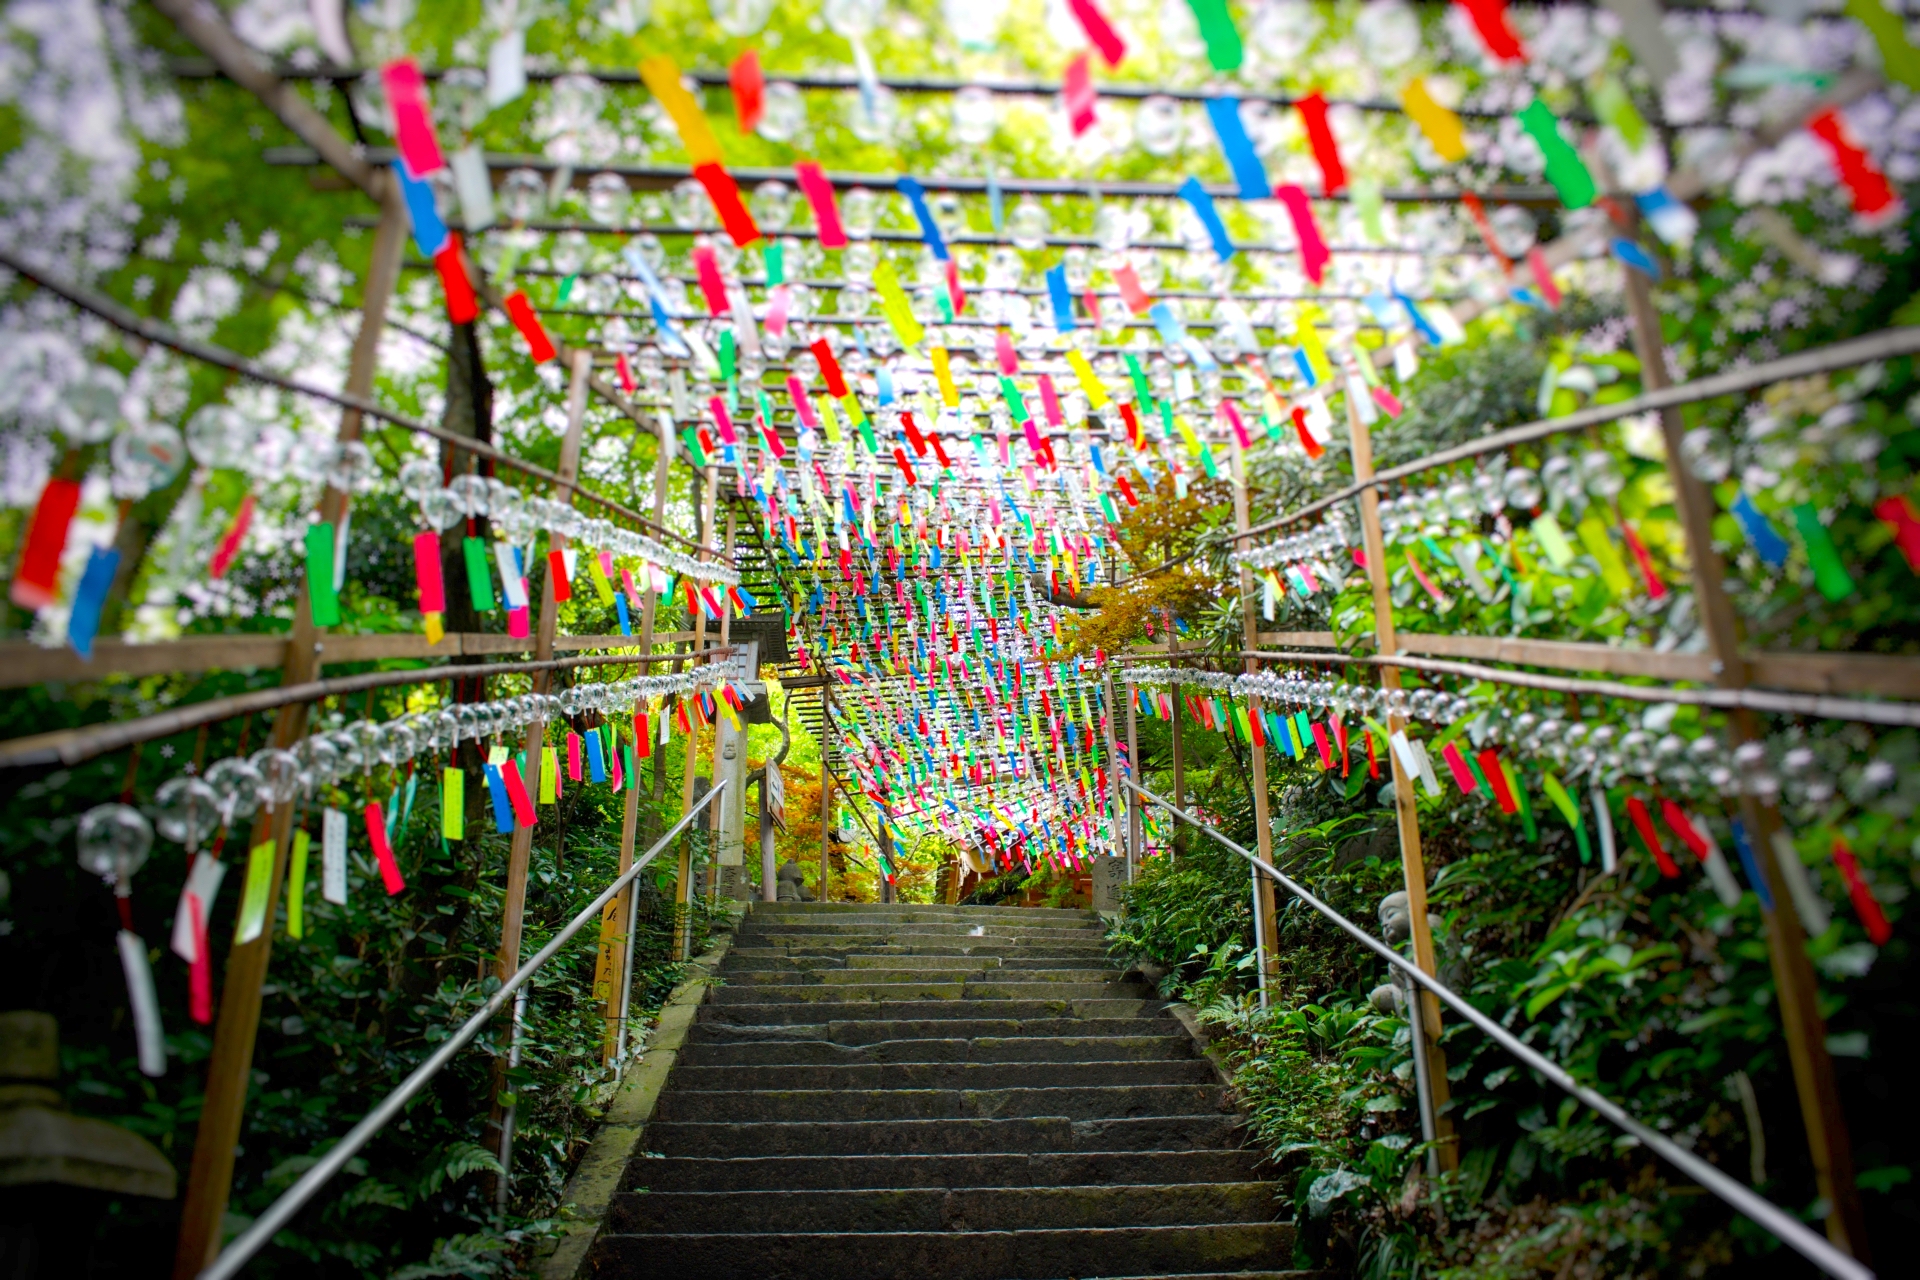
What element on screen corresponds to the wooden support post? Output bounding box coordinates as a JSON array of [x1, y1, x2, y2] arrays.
[[1231, 448, 1281, 990], [597, 417, 675, 1058], [1624, 271, 1868, 1261], [1125, 683, 1141, 874], [1349, 397, 1458, 1173], [674, 470, 718, 959], [819, 685, 833, 902], [170, 185, 407, 1280]]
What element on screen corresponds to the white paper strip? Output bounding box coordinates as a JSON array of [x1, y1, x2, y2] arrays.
[[322, 807, 348, 905], [171, 853, 227, 962], [118, 930, 167, 1077]]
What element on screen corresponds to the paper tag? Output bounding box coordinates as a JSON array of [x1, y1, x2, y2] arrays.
[[118, 931, 166, 1078], [322, 807, 348, 905], [171, 853, 227, 961], [487, 27, 526, 107], [235, 838, 276, 944]]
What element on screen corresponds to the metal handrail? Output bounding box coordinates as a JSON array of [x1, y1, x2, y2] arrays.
[[198, 782, 728, 1280], [1122, 780, 1873, 1280]]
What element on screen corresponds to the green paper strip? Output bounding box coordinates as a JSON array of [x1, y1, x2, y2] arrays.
[[1504, 760, 1538, 842], [443, 766, 464, 841], [1576, 515, 1634, 595], [720, 329, 736, 383], [1000, 376, 1030, 422], [1124, 353, 1155, 416], [236, 836, 276, 944], [1518, 100, 1596, 210], [1351, 176, 1385, 242], [463, 535, 495, 611], [1846, 0, 1920, 90], [287, 828, 308, 939], [1532, 513, 1576, 569], [1588, 75, 1647, 150], [304, 522, 341, 627], [1184, 0, 1243, 71], [1790, 502, 1857, 601], [1541, 772, 1592, 863], [763, 240, 784, 286], [558, 272, 577, 304]]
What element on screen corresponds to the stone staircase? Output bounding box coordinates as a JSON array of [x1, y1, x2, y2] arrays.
[[585, 902, 1305, 1280]]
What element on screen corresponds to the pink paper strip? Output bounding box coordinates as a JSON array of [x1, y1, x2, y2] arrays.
[[794, 161, 847, 248], [693, 245, 729, 315], [1441, 740, 1478, 793], [364, 802, 407, 894], [1063, 52, 1097, 136], [411, 530, 446, 612], [381, 60, 445, 177], [788, 374, 819, 427], [1037, 374, 1064, 426], [1275, 185, 1330, 285], [709, 395, 738, 444]]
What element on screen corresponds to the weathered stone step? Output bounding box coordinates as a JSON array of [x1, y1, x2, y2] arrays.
[[653, 1083, 1227, 1124], [677, 1034, 1196, 1068], [645, 1113, 1247, 1159], [709, 981, 1145, 1005], [728, 967, 1121, 987], [698, 998, 1161, 1026], [751, 903, 1097, 922], [687, 1016, 1177, 1043], [608, 1182, 1277, 1235], [626, 1149, 1270, 1193], [670, 1060, 1216, 1091], [726, 951, 1114, 972], [738, 923, 1106, 942], [587, 1222, 1295, 1280]]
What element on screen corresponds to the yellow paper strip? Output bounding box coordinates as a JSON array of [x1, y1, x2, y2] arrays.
[[287, 829, 308, 939], [442, 767, 464, 841], [1066, 349, 1110, 407], [1295, 317, 1334, 385], [540, 747, 558, 804], [1402, 78, 1467, 163], [586, 550, 617, 604], [931, 346, 960, 406], [872, 260, 925, 348], [423, 611, 444, 646], [818, 393, 843, 442], [639, 56, 723, 166], [1576, 515, 1634, 595]]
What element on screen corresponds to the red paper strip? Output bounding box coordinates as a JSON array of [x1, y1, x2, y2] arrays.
[[364, 802, 407, 894], [1114, 474, 1139, 506], [433, 233, 478, 323], [901, 411, 928, 456], [1311, 720, 1334, 769], [187, 894, 212, 1024], [381, 59, 446, 177], [694, 160, 762, 247], [1526, 247, 1562, 307], [1832, 836, 1892, 944], [501, 759, 537, 827], [1626, 796, 1680, 876], [1873, 494, 1920, 572], [1113, 262, 1153, 313], [1452, 0, 1527, 62], [1460, 193, 1514, 273], [1068, 0, 1128, 66], [1275, 185, 1329, 284], [944, 257, 968, 316], [692, 243, 730, 315], [1365, 730, 1379, 779], [1478, 749, 1517, 813], [634, 712, 652, 759], [616, 352, 635, 393], [1808, 108, 1897, 218], [1295, 91, 1347, 195], [812, 338, 849, 396], [1659, 798, 1712, 861], [9, 476, 80, 610], [412, 531, 446, 612], [894, 447, 918, 486], [1063, 52, 1097, 136], [209, 493, 257, 580], [1621, 520, 1667, 599], [794, 161, 848, 248], [505, 291, 556, 362], [1291, 406, 1325, 459], [730, 49, 764, 134], [548, 548, 573, 602]]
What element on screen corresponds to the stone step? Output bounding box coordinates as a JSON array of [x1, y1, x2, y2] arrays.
[[608, 1182, 1277, 1235], [677, 1034, 1197, 1067], [587, 1222, 1296, 1280], [738, 924, 1106, 943], [725, 951, 1114, 972], [669, 1060, 1217, 1091], [728, 941, 1116, 960], [687, 1016, 1178, 1043], [708, 981, 1146, 1005], [645, 1114, 1247, 1159], [652, 1083, 1227, 1124], [627, 1149, 1271, 1193], [726, 967, 1122, 987], [699, 998, 1162, 1025], [750, 903, 1097, 922]]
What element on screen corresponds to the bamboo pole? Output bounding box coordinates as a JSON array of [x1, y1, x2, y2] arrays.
[[170, 185, 408, 1280], [674, 470, 718, 959], [1348, 394, 1458, 1172], [1231, 446, 1281, 989], [1623, 270, 1868, 1261]]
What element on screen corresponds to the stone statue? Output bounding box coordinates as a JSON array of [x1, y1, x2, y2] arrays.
[[775, 860, 815, 902]]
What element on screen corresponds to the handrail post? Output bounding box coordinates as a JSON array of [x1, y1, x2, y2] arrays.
[[1623, 268, 1867, 1260], [494, 986, 530, 1213], [1230, 443, 1280, 996], [1346, 393, 1457, 1172]]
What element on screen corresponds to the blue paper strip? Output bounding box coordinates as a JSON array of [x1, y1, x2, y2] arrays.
[[66, 545, 120, 660], [1292, 348, 1318, 386], [1148, 301, 1186, 346], [1045, 264, 1077, 332], [1177, 176, 1235, 261], [614, 590, 632, 635], [586, 730, 608, 783], [1729, 819, 1775, 911], [1204, 98, 1270, 199], [485, 765, 513, 834], [1394, 289, 1443, 346], [1611, 237, 1660, 279], [896, 177, 949, 260], [1731, 491, 1791, 569], [393, 161, 449, 258]]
